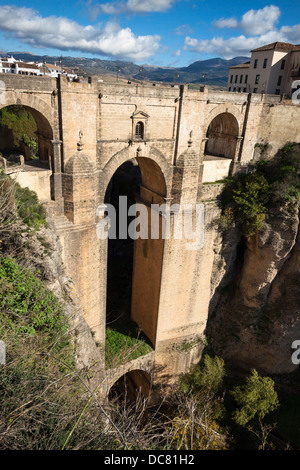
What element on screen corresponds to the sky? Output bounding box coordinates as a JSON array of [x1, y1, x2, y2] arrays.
[[0, 0, 300, 67]]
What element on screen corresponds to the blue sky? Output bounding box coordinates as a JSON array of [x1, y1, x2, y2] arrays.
[[0, 0, 300, 66]]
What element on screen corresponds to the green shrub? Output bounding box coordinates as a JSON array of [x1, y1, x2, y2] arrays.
[[222, 172, 271, 238], [15, 183, 47, 230], [0, 257, 68, 350], [179, 354, 225, 399], [221, 143, 300, 238], [0, 105, 38, 155], [230, 369, 280, 449], [231, 369, 279, 426]]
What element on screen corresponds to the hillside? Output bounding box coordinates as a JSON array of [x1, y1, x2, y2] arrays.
[[6, 51, 249, 87]]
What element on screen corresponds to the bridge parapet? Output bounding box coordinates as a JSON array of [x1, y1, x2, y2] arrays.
[[0, 73, 56, 92]]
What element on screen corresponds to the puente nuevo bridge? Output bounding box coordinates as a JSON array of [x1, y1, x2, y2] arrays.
[[1, 73, 300, 400]]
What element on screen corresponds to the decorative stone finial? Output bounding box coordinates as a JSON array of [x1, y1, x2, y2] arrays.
[[188, 130, 193, 147], [77, 130, 84, 151]]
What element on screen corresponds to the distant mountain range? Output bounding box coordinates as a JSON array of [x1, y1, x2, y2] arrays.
[[6, 51, 250, 88]]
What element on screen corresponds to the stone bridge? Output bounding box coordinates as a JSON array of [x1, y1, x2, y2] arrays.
[[1, 73, 299, 397]]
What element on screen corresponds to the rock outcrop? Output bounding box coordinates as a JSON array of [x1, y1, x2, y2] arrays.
[[207, 203, 300, 375]]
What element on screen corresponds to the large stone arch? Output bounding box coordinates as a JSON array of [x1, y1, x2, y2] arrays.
[[99, 145, 169, 355], [99, 144, 171, 205]]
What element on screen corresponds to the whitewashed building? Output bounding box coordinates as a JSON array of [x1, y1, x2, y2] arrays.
[[228, 42, 300, 97], [0, 56, 77, 80]]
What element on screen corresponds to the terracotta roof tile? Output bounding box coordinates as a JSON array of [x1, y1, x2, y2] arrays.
[[229, 62, 250, 69], [251, 42, 294, 53], [17, 62, 39, 69]]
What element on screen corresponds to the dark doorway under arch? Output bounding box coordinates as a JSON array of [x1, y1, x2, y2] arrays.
[[104, 155, 167, 362], [205, 112, 239, 159], [108, 369, 152, 406], [105, 159, 141, 325]]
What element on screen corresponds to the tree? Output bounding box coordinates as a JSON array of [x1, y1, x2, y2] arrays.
[[179, 354, 225, 402], [223, 172, 271, 239], [165, 355, 228, 450], [231, 369, 279, 449]]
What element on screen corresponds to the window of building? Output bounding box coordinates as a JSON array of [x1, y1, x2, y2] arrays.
[[255, 74, 260, 84], [238, 88, 241, 92], [263, 58, 268, 68], [243, 88, 247, 92], [281, 60, 286, 70], [239, 75, 243, 84], [254, 59, 258, 69], [230, 75, 233, 83], [253, 88, 258, 93], [135, 121, 144, 139], [275, 89, 280, 95], [245, 75, 248, 84], [228, 87, 231, 91], [235, 75, 238, 83], [277, 75, 282, 86]]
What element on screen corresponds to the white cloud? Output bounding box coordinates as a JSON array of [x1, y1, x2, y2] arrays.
[[184, 31, 288, 59], [126, 0, 174, 13], [185, 5, 300, 59], [0, 5, 161, 61], [172, 49, 181, 56], [240, 5, 281, 35], [281, 24, 300, 43], [173, 24, 193, 36], [99, 0, 174, 14], [213, 17, 238, 30], [214, 5, 281, 35]]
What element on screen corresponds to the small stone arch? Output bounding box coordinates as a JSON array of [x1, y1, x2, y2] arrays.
[[205, 110, 240, 160], [108, 368, 152, 404], [205, 103, 243, 132], [1, 92, 57, 139], [0, 99, 56, 172]]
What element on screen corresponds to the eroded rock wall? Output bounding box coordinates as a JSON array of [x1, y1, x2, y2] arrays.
[[207, 203, 300, 375]]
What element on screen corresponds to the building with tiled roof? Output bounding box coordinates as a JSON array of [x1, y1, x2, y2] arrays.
[[228, 42, 300, 97], [0, 56, 77, 80]]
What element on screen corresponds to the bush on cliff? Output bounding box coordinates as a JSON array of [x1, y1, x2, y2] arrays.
[[220, 143, 300, 238]]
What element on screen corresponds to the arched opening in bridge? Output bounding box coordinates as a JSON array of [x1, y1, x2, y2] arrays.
[[108, 369, 152, 407], [0, 104, 53, 168], [0, 104, 54, 200], [205, 112, 239, 159], [105, 159, 141, 324], [104, 156, 166, 365]]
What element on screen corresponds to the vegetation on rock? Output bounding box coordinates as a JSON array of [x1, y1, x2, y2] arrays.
[[0, 105, 38, 158], [220, 143, 300, 238]]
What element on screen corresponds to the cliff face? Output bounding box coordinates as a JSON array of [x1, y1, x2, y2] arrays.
[[207, 203, 300, 375], [1, 212, 102, 373], [33, 221, 103, 372]]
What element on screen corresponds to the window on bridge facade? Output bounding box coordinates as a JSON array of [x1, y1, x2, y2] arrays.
[[135, 121, 144, 140]]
